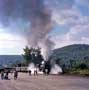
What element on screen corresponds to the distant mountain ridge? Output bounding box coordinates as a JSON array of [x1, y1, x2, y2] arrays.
[[0, 44, 89, 67], [0, 55, 24, 66]]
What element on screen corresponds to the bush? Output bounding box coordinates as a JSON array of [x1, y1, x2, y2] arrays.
[[76, 63, 88, 70]]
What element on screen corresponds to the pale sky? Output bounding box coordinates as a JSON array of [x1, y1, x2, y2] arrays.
[[0, 0, 89, 55]]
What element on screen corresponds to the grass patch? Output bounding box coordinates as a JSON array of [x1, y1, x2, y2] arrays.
[[67, 69, 89, 76]]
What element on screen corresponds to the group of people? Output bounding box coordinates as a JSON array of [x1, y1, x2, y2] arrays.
[[0, 69, 18, 80], [28, 69, 38, 76]]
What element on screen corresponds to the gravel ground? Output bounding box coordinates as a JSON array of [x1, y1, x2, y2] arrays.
[[0, 73, 89, 90]]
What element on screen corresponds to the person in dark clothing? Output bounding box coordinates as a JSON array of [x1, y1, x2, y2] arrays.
[[4, 70, 9, 79], [14, 70, 18, 80], [1, 71, 4, 80], [29, 70, 31, 76]]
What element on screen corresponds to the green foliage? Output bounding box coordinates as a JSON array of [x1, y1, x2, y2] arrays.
[[49, 44, 89, 76], [51, 44, 89, 70], [22, 46, 32, 65], [75, 63, 88, 70], [22, 46, 43, 66], [68, 69, 89, 76]]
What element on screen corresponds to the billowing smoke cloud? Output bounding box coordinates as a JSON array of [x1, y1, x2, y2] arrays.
[[45, 0, 75, 11], [0, 0, 54, 60], [0, 0, 75, 59]]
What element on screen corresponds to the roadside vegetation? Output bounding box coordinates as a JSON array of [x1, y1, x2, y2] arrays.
[[66, 63, 89, 76]]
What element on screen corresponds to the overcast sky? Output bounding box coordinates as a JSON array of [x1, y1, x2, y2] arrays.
[[0, 0, 89, 55]]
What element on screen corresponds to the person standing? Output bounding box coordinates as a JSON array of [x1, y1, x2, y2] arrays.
[[34, 68, 38, 76], [4, 70, 9, 79], [1, 71, 4, 80], [14, 70, 18, 80], [28, 70, 31, 76]]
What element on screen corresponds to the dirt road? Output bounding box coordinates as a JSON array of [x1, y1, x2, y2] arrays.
[[0, 73, 89, 90]]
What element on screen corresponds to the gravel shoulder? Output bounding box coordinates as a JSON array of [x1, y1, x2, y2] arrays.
[[0, 73, 89, 90]]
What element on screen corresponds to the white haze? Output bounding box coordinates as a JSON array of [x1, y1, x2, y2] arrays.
[[27, 63, 43, 74], [50, 64, 62, 74], [27, 63, 37, 74]]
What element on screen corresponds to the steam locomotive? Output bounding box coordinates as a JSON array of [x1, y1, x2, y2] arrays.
[[39, 60, 51, 75]]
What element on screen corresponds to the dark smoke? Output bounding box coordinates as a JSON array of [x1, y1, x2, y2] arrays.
[[0, 0, 75, 27], [0, 0, 74, 59], [0, 0, 54, 59], [0, 0, 44, 24]]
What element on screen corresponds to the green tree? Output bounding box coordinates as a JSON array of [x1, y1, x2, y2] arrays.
[[22, 46, 32, 65], [22, 46, 44, 66]]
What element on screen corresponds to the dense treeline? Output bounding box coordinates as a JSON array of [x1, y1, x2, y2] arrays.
[[51, 44, 89, 68], [50, 44, 89, 75]]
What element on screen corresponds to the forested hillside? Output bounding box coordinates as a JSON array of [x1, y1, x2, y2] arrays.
[[51, 44, 89, 68]]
